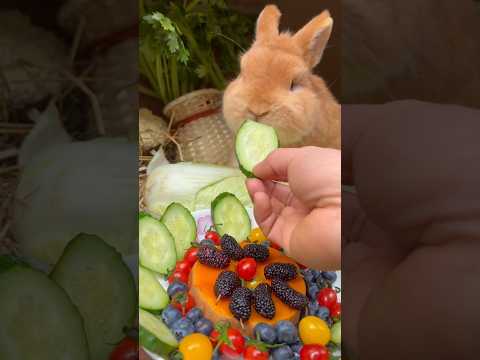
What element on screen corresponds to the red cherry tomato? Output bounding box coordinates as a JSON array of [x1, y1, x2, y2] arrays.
[[299, 344, 329, 360], [330, 302, 341, 319], [168, 269, 189, 284], [237, 257, 257, 281], [175, 259, 191, 273], [184, 247, 199, 267], [219, 328, 245, 357], [171, 292, 195, 316], [205, 230, 221, 245], [210, 329, 220, 345], [244, 345, 269, 360], [317, 287, 338, 309], [109, 337, 138, 360]]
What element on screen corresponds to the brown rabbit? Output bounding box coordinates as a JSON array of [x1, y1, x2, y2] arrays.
[[223, 5, 340, 152]]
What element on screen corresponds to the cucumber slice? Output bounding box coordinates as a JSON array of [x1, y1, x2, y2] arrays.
[[235, 119, 279, 177], [139, 266, 169, 311], [161, 203, 196, 260], [51, 234, 136, 360], [139, 215, 177, 274], [194, 176, 252, 211], [0, 266, 89, 360], [0, 255, 22, 273], [139, 309, 178, 357], [212, 192, 251, 242], [331, 321, 341, 345]]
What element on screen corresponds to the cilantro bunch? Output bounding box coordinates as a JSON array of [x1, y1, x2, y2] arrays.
[[139, 0, 254, 106]]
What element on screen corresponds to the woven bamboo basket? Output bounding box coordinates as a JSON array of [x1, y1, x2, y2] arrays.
[[163, 89, 234, 165]]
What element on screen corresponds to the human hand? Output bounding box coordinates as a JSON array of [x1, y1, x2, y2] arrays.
[[246, 146, 341, 270], [342, 100, 480, 359]]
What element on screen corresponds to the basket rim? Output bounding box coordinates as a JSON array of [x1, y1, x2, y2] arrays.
[[163, 88, 222, 119]]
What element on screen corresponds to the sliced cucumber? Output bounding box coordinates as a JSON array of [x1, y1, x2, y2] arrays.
[[139, 215, 177, 274], [50, 233, 136, 360], [139, 266, 169, 311], [235, 119, 279, 177], [212, 192, 251, 242], [0, 255, 21, 273], [161, 203, 196, 260], [194, 176, 252, 211], [0, 266, 89, 360], [331, 321, 341, 345], [139, 308, 178, 357]]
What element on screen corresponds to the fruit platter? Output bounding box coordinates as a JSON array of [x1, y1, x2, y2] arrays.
[[139, 120, 340, 359], [139, 204, 341, 360]]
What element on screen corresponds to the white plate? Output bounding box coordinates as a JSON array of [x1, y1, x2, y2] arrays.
[[145, 208, 341, 359]]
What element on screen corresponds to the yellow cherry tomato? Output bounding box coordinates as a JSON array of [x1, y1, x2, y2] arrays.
[[179, 333, 213, 360], [298, 316, 331, 345], [245, 273, 267, 289], [249, 228, 267, 243]]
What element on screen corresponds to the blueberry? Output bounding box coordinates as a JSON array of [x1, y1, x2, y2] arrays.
[[171, 318, 195, 340], [186, 307, 203, 323], [302, 269, 315, 284], [293, 353, 300, 360], [195, 317, 214, 336], [312, 270, 322, 280], [272, 345, 294, 360], [307, 284, 319, 300], [167, 281, 188, 298], [212, 350, 221, 360], [253, 323, 277, 345], [326, 316, 334, 328], [315, 276, 327, 289], [275, 320, 298, 345], [261, 240, 271, 247], [161, 305, 182, 328], [307, 300, 319, 315], [316, 306, 330, 320], [322, 271, 338, 283], [200, 239, 215, 247], [291, 342, 303, 353]]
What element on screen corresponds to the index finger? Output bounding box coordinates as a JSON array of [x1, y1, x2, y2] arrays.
[[253, 148, 301, 181]]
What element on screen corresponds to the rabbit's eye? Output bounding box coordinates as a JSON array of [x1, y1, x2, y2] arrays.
[[290, 80, 300, 91]]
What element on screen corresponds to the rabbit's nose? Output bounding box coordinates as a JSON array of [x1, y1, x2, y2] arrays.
[[247, 107, 270, 119]]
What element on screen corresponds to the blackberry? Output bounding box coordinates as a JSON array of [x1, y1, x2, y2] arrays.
[[243, 244, 269, 262], [253, 283, 275, 319], [271, 278, 307, 310], [264, 262, 298, 281], [197, 245, 230, 268], [220, 234, 245, 260], [229, 287, 252, 321], [214, 270, 241, 299]]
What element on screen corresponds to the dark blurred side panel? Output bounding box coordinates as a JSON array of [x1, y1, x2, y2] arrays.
[[0, 1, 138, 359], [342, 1, 480, 359]]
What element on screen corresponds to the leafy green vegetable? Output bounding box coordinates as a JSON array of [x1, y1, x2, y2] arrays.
[[139, 0, 254, 105], [0, 255, 24, 273]]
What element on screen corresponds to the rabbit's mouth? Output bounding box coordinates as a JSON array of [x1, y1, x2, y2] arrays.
[[248, 116, 302, 148]]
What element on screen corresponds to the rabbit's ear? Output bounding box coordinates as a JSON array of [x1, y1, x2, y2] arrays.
[[293, 10, 333, 68], [256, 5, 281, 43]]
